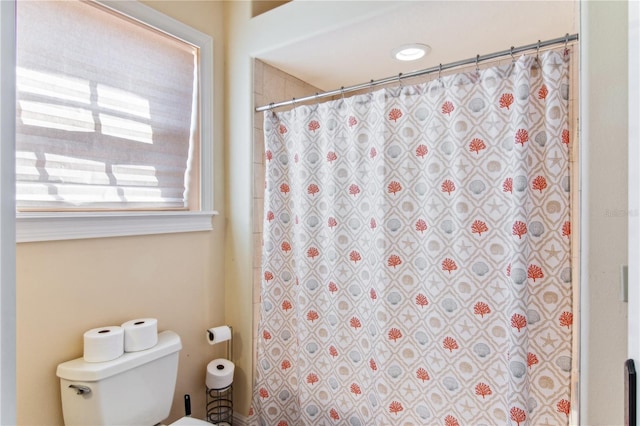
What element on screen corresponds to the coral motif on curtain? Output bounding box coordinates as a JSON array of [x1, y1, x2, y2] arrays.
[[250, 49, 572, 426]]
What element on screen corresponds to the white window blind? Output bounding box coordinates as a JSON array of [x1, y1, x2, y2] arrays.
[[16, 0, 200, 211]]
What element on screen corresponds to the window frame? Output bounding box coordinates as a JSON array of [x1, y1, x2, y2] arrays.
[[15, 0, 216, 243]]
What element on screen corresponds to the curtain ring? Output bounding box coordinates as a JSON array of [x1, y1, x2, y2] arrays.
[[438, 63, 442, 81], [536, 40, 541, 62], [475, 54, 480, 74], [510, 46, 515, 62], [341, 86, 345, 100], [564, 33, 569, 50]]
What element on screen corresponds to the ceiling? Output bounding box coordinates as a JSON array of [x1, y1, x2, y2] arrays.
[[255, 1, 578, 92]]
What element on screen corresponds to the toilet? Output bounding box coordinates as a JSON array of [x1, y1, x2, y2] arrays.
[[56, 330, 211, 426]]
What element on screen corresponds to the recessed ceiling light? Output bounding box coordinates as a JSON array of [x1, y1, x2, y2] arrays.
[[392, 43, 431, 61]]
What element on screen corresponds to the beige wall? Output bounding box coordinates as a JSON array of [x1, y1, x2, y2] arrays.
[[223, 1, 254, 416], [251, 0, 290, 18], [15, 1, 226, 425]]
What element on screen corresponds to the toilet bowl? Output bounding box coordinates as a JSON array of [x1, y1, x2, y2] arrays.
[[57, 331, 213, 426], [166, 416, 211, 425]]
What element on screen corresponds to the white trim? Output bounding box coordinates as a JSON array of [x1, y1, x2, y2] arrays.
[[17, 211, 217, 243], [17, 0, 217, 242], [579, 2, 589, 423], [97, 0, 209, 48], [232, 411, 248, 426], [0, 0, 17, 423], [199, 33, 214, 212]]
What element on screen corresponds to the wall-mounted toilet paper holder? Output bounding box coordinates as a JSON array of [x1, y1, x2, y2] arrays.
[[206, 325, 232, 361]]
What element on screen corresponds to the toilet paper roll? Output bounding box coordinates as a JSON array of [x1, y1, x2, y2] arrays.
[[206, 358, 235, 390], [121, 318, 158, 352], [206, 325, 231, 345], [83, 326, 124, 363]]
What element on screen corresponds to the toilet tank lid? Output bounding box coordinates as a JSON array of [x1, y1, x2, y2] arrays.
[[56, 330, 181, 382]]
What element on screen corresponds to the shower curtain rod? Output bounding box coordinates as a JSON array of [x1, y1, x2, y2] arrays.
[[256, 33, 578, 112]]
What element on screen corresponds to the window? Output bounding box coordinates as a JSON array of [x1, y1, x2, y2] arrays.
[[15, 0, 215, 242]]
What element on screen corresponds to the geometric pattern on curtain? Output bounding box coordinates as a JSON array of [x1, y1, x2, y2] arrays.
[[250, 49, 572, 426]]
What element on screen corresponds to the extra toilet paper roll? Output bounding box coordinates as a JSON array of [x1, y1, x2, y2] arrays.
[[206, 325, 231, 345], [121, 318, 158, 352], [83, 326, 124, 363], [206, 358, 235, 390]]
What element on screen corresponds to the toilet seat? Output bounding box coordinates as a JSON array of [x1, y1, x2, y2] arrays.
[[168, 416, 213, 425]]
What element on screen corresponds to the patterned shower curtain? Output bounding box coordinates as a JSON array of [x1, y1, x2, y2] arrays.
[[250, 49, 573, 426]]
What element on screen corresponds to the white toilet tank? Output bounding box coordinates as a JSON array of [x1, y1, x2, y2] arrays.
[[56, 330, 182, 426]]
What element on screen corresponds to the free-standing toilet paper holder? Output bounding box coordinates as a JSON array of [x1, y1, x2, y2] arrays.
[[206, 326, 233, 425]]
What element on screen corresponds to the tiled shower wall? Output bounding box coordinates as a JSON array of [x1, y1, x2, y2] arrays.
[[252, 59, 323, 362]]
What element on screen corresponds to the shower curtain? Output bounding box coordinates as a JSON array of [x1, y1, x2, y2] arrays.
[[250, 49, 572, 426]]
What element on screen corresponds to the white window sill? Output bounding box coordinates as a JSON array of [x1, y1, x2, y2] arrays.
[[16, 211, 218, 243]]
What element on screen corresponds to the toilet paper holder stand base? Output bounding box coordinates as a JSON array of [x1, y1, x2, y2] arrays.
[[206, 325, 233, 424], [206, 385, 233, 425]]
